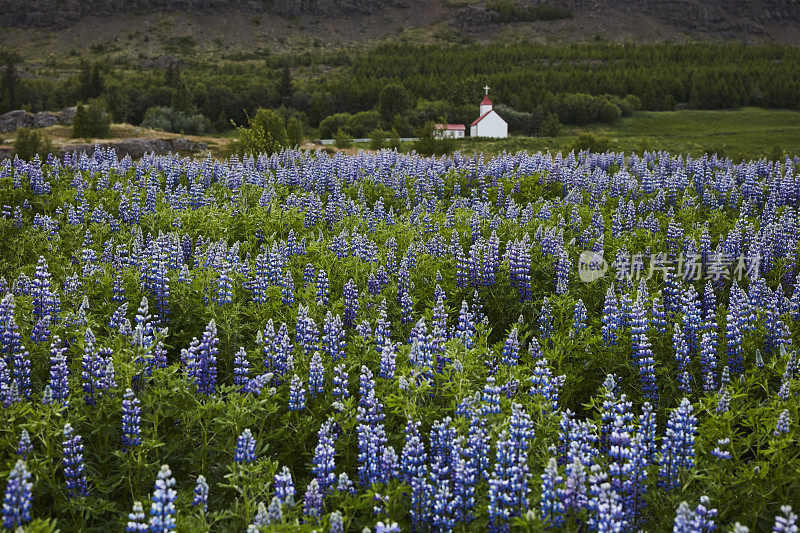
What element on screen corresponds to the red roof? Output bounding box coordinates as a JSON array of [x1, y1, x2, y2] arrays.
[[434, 124, 466, 130], [481, 95, 493, 106], [470, 110, 493, 126]]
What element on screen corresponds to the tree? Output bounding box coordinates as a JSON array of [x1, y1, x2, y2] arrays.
[[377, 83, 412, 122], [540, 112, 560, 137], [72, 101, 111, 138], [412, 121, 455, 156], [279, 66, 293, 104], [334, 129, 353, 149], [252, 109, 286, 146], [13, 128, 53, 161], [369, 129, 387, 150], [286, 116, 303, 148], [1, 56, 18, 113]]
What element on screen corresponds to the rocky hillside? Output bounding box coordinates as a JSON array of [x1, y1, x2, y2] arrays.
[[1, 0, 799, 42]]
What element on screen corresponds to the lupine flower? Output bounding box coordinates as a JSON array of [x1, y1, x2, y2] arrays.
[[193, 320, 219, 395], [289, 374, 306, 411], [122, 388, 142, 449], [379, 343, 396, 379], [673, 495, 717, 533], [773, 505, 798, 532], [233, 347, 250, 389], [587, 482, 626, 532], [2, 459, 32, 529], [539, 297, 554, 340], [127, 501, 148, 532], [273, 466, 295, 505], [48, 335, 69, 405], [332, 364, 349, 399], [235, 429, 257, 463], [16, 429, 31, 460], [700, 331, 718, 393], [482, 377, 501, 415], [658, 398, 696, 490], [149, 465, 177, 532], [330, 510, 344, 533], [63, 423, 89, 498], [303, 479, 323, 520], [711, 438, 731, 460], [312, 418, 337, 492], [309, 352, 325, 398], [500, 326, 520, 366], [775, 409, 791, 435], [540, 458, 565, 528], [192, 475, 209, 512], [322, 312, 346, 362], [602, 287, 619, 347]]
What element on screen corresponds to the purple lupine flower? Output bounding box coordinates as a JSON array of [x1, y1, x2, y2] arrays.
[[192, 475, 209, 512], [529, 357, 565, 411], [217, 266, 233, 306], [2, 460, 32, 530], [673, 496, 717, 533], [233, 347, 250, 389], [63, 423, 89, 498], [332, 364, 349, 399], [572, 299, 587, 337], [482, 376, 501, 415], [281, 269, 294, 306], [539, 297, 554, 340], [602, 287, 619, 347], [81, 327, 105, 406], [540, 458, 564, 528], [235, 429, 257, 463], [322, 311, 346, 362], [775, 409, 792, 435], [309, 352, 325, 398], [401, 420, 430, 527], [312, 418, 337, 492], [330, 510, 344, 533], [127, 501, 148, 532], [16, 430, 31, 460], [31, 255, 58, 322], [122, 388, 142, 449], [711, 438, 731, 460], [303, 479, 323, 520], [149, 465, 177, 532], [289, 374, 306, 411], [379, 343, 396, 379], [658, 398, 696, 490], [343, 278, 359, 328], [316, 269, 330, 307], [194, 320, 219, 395], [274, 466, 295, 505], [500, 326, 519, 366], [631, 298, 658, 403], [587, 482, 627, 532], [773, 505, 797, 532], [674, 323, 692, 394], [700, 331, 718, 393]]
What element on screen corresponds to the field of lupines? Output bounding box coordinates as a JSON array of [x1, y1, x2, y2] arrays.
[[0, 146, 798, 532]]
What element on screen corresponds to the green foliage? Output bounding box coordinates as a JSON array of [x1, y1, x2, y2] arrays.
[[333, 128, 353, 148], [72, 101, 111, 138], [319, 113, 352, 139], [140, 106, 210, 135], [230, 109, 288, 156], [487, 0, 573, 22], [347, 110, 383, 138], [412, 121, 456, 155], [571, 132, 610, 152], [540, 111, 560, 136], [369, 129, 387, 150], [376, 83, 413, 121], [13, 128, 53, 160], [286, 115, 304, 147]]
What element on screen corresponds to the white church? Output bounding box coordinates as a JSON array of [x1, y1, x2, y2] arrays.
[[435, 86, 508, 139]]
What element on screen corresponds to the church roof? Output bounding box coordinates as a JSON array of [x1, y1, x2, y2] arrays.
[[481, 95, 493, 106], [470, 109, 494, 126]]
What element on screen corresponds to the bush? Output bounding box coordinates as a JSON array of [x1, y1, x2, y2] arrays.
[[13, 128, 53, 161], [72, 101, 111, 138], [347, 110, 383, 139], [413, 121, 456, 156], [286, 116, 304, 148], [369, 129, 387, 150], [386, 128, 402, 151], [141, 106, 210, 135], [551, 93, 622, 126], [334, 128, 353, 149], [540, 112, 560, 136], [319, 113, 352, 139], [231, 109, 285, 157], [251, 109, 286, 146], [571, 132, 611, 153], [377, 83, 413, 122]]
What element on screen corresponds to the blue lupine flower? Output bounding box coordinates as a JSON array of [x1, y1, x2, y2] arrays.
[[773, 505, 798, 533], [540, 458, 565, 529], [330, 510, 344, 533], [303, 479, 323, 520], [673, 496, 717, 533], [587, 482, 627, 532], [602, 287, 619, 347], [322, 312, 346, 362], [343, 278, 359, 328], [379, 343, 396, 379], [658, 398, 696, 490], [375, 522, 401, 533], [2, 459, 32, 530], [81, 328, 105, 406], [309, 352, 325, 398], [500, 327, 519, 366], [122, 388, 142, 449], [192, 475, 209, 512], [700, 331, 718, 393], [235, 429, 257, 463], [289, 374, 306, 411], [16, 429, 31, 460], [273, 466, 295, 505], [233, 347, 250, 389], [63, 423, 88, 498], [711, 438, 731, 460], [529, 357, 565, 411], [193, 320, 219, 395], [332, 364, 349, 399], [126, 501, 148, 532], [482, 377, 501, 415], [316, 269, 330, 307], [775, 409, 791, 435], [400, 420, 430, 527], [149, 465, 177, 532], [312, 419, 337, 492], [539, 297, 554, 340]]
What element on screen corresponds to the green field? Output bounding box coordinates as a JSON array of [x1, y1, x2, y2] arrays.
[[456, 107, 800, 159]]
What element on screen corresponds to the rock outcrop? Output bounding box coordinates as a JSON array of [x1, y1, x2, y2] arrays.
[[0, 108, 76, 133], [0, 137, 208, 160]]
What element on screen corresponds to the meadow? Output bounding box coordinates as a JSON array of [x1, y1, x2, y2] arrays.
[[0, 144, 798, 532]]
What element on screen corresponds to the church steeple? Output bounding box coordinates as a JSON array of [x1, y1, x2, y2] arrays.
[[480, 85, 493, 116]]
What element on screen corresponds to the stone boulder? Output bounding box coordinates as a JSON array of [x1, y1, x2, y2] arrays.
[[0, 110, 34, 133]]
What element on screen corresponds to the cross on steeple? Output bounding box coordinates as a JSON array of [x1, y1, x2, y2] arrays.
[[484, 85, 490, 95]]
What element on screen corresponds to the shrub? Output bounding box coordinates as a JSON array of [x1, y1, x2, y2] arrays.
[[540, 112, 561, 136], [286, 116, 304, 147], [413, 121, 456, 156], [141, 106, 210, 135], [72, 101, 111, 138], [333, 128, 353, 149], [231, 109, 285, 157], [347, 111, 383, 139], [369, 129, 387, 150], [319, 114, 352, 139], [571, 132, 610, 153], [13, 128, 53, 161]]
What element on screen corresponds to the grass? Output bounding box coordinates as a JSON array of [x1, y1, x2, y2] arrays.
[[458, 108, 800, 160]]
